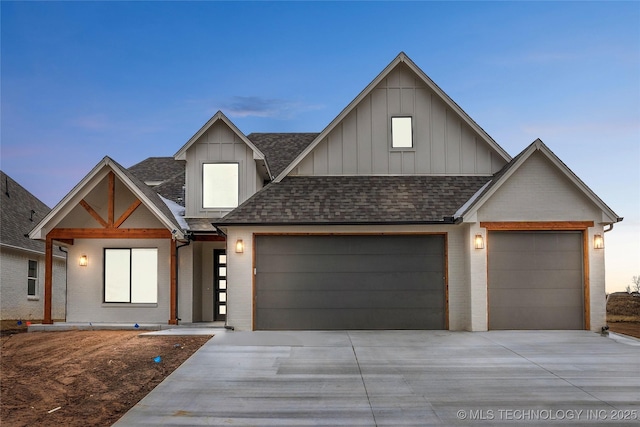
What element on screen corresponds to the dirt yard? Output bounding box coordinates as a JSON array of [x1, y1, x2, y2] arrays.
[[1, 330, 211, 427], [606, 292, 640, 339]]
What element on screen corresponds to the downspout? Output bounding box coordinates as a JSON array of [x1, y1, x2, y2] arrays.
[[174, 233, 193, 325], [603, 224, 614, 233]]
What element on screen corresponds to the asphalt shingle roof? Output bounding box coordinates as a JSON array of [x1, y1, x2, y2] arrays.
[[128, 157, 185, 206], [1, 171, 51, 253], [248, 133, 318, 178], [216, 175, 492, 225]]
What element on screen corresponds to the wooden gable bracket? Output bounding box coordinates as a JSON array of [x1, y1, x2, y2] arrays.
[[79, 171, 143, 229]]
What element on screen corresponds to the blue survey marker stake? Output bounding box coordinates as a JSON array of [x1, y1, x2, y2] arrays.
[[154, 356, 161, 363]]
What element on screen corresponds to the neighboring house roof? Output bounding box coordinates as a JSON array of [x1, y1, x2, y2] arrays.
[[30, 157, 185, 240], [275, 52, 512, 181], [457, 139, 622, 224], [248, 133, 319, 178], [215, 175, 491, 225], [173, 110, 272, 179], [128, 157, 186, 206], [1, 171, 51, 254]]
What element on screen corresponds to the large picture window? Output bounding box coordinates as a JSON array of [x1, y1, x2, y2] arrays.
[[203, 163, 239, 209], [27, 260, 38, 296], [104, 248, 158, 303]]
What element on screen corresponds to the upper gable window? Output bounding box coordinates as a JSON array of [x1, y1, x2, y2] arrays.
[[391, 117, 413, 148], [203, 163, 239, 209]]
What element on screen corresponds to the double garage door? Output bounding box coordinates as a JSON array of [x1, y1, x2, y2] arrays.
[[255, 235, 446, 330], [488, 231, 585, 330]]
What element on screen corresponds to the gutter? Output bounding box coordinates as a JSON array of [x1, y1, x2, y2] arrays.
[[212, 218, 460, 227]]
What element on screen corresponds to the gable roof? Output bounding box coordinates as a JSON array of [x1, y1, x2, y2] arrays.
[[275, 52, 512, 181], [29, 156, 185, 241], [128, 157, 186, 206], [0, 171, 55, 254], [248, 133, 318, 178], [457, 139, 622, 224], [215, 175, 491, 225], [174, 110, 272, 179]]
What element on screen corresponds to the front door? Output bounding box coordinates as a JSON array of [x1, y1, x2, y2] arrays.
[[213, 249, 227, 321]]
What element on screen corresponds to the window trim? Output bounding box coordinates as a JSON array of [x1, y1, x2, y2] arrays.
[[390, 116, 414, 150], [201, 162, 240, 210], [27, 259, 38, 297], [103, 248, 158, 304]]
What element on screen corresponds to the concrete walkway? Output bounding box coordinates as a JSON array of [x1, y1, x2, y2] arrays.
[[114, 331, 640, 426]]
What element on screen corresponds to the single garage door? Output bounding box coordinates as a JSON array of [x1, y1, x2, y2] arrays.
[[255, 235, 445, 330], [488, 231, 584, 330]]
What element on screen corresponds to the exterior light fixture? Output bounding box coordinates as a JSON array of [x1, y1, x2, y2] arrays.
[[594, 234, 604, 249], [474, 234, 484, 249], [79, 255, 88, 267], [235, 239, 244, 253]]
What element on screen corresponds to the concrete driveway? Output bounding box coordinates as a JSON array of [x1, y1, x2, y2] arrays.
[[114, 330, 639, 426]]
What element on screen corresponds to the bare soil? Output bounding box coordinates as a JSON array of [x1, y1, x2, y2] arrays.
[[607, 293, 640, 339], [0, 330, 211, 427]]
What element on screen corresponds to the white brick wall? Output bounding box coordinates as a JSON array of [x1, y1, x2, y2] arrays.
[[0, 247, 66, 321], [66, 238, 172, 323]]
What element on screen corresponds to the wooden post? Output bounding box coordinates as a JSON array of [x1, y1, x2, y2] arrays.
[[44, 235, 53, 324], [168, 240, 178, 325]]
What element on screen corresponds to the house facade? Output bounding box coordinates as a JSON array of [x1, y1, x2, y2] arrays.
[[1, 171, 66, 326], [30, 53, 621, 331]]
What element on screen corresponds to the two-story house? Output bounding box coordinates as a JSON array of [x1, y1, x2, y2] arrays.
[[30, 53, 621, 331]]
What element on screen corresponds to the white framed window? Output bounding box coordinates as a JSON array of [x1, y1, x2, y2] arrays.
[[391, 117, 413, 148], [27, 260, 38, 296], [104, 248, 158, 303], [202, 163, 239, 209]]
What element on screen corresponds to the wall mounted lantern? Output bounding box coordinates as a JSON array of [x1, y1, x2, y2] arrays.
[[594, 234, 604, 249], [79, 255, 88, 267], [474, 234, 485, 249], [235, 239, 244, 253]]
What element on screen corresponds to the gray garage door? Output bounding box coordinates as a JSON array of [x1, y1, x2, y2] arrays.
[[488, 231, 584, 330], [255, 235, 445, 330]]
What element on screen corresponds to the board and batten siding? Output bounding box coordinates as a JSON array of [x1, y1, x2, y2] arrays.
[[293, 64, 506, 177], [185, 120, 262, 218]]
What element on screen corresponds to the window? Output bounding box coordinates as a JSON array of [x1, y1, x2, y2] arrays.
[[391, 117, 413, 148], [104, 248, 158, 303], [203, 163, 239, 208], [27, 260, 38, 296]]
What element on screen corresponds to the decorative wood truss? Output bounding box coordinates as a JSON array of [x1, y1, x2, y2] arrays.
[[44, 171, 177, 325]]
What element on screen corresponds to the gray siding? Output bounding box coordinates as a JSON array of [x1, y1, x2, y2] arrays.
[[294, 64, 506, 176], [185, 121, 262, 218]]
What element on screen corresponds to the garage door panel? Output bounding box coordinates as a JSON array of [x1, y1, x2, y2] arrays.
[[490, 288, 584, 308], [490, 307, 583, 330], [256, 308, 445, 330], [259, 253, 443, 274], [257, 290, 445, 309], [260, 235, 443, 256], [258, 271, 444, 292], [488, 231, 584, 330], [255, 235, 445, 330], [489, 269, 583, 290]]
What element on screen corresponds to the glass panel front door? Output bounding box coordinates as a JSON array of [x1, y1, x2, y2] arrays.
[[214, 249, 227, 321]]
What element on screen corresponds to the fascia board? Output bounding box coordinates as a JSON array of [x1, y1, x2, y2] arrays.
[[109, 164, 186, 240], [29, 158, 112, 240], [275, 52, 512, 182], [536, 143, 621, 223], [174, 111, 273, 179], [461, 144, 537, 221]]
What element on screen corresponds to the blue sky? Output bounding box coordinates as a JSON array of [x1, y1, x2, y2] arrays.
[[2, 1, 638, 291]]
